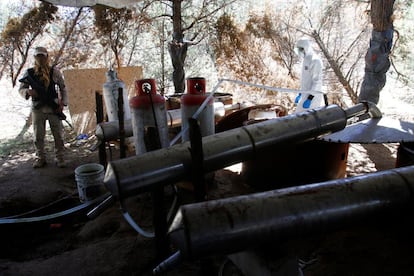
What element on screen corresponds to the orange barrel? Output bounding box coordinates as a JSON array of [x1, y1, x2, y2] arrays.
[[180, 77, 214, 141], [130, 78, 169, 154]]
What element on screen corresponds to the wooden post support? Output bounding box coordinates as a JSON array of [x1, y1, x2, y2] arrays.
[[189, 118, 207, 202], [95, 91, 107, 167], [118, 87, 126, 159]]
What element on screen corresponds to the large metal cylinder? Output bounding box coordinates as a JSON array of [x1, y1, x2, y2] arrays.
[[104, 104, 353, 199], [95, 110, 181, 142], [103, 69, 131, 122], [168, 165, 414, 259], [181, 77, 214, 141], [130, 79, 169, 154]]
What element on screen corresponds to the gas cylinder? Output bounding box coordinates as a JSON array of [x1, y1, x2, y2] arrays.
[[180, 77, 214, 141], [130, 78, 169, 155], [103, 68, 131, 122]]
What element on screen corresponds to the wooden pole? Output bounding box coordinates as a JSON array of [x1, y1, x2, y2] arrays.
[[117, 87, 126, 159], [96, 91, 107, 167]]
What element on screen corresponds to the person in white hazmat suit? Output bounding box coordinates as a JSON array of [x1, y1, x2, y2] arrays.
[[294, 38, 325, 113]]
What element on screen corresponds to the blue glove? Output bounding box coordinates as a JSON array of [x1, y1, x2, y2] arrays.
[[294, 93, 302, 105], [302, 95, 314, 109]]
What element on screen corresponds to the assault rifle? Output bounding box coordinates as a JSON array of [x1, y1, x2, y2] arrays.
[[19, 72, 67, 121]]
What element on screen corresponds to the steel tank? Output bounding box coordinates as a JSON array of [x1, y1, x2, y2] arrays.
[[180, 77, 214, 141], [129, 78, 169, 154], [103, 68, 131, 122]]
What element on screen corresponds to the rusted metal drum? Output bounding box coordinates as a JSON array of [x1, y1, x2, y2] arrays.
[[242, 140, 349, 190]]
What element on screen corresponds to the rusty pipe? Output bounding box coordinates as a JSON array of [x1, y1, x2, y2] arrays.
[[168, 165, 414, 260], [103, 104, 371, 200]]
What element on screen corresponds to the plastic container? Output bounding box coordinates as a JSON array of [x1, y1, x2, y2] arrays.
[[75, 163, 105, 202]]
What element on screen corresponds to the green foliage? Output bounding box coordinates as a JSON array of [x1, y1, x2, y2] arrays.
[[245, 14, 273, 39], [93, 4, 134, 67], [214, 13, 246, 59], [93, 5, 132, 40], [0, 2, 58, 85], [245, 14, 297, 75], [2, 3, 57, 43], [0, 0, 411, 103], [212, 12, 297, 108]]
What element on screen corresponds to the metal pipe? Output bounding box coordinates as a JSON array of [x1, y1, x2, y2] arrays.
[[95, 109, 182, 142], [95, 119, 134, 142], [104, 104, 367, 199], [168, 165, 414, 259], [344, 101, 382, 119], [219, 78, 325, 95], [152, 251, 182, 275]]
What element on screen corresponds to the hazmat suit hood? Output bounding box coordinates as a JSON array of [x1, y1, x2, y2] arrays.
[[295, 38, 314, 58]]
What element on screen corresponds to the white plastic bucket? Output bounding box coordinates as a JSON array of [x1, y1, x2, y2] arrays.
[[75, 163, 105, 202]]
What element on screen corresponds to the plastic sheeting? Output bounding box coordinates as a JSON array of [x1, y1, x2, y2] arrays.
[[320, 117, 414, 144], [358, 29, 394, 104], [42, 0, 141, 8]]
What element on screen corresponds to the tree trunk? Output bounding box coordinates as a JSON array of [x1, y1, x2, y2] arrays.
[[172, 0, 182, 40], [53, 8, 84, 67], [169, 41, 188, 94], [371, 0, 395, 31], [169, 0, 187, 94], [358, 0, 395, 104]]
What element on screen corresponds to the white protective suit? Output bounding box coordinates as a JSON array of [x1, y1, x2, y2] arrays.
[[294, 38, 325, 113]]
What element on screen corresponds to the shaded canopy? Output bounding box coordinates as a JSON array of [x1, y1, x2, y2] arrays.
[[41, 0, 140, 8]]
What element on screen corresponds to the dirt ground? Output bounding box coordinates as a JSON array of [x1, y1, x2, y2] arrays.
[[1, 76, 414, 275], [1, 118, 414, 276]]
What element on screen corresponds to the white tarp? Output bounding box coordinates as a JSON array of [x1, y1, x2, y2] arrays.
[[42, 0, 141, 8]]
